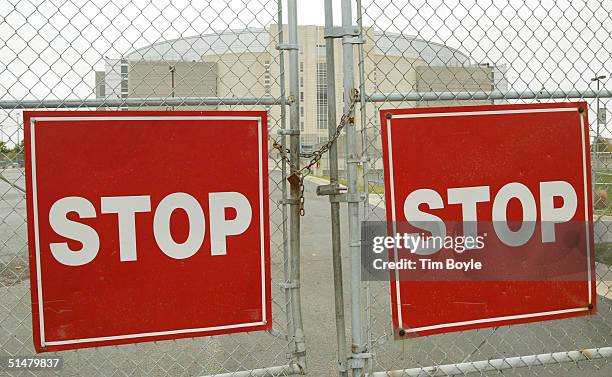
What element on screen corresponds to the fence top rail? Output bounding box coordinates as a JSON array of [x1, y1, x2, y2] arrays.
[[0, 96, 286, 109], [365, 89, 612, 103]]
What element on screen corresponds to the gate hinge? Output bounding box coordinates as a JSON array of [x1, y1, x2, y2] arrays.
[[278, 129, 300, 136], [348, 352, 372, 369], [343, 37, 365, 45], [330, 193, 365, 203], [279, 281, 300, 289], [337, 360, 348, 373], [276, 43, 299, 50], [280, 198, 300, 205], [346, 157, 368, 165], [324, 26, 360, 39], [287, 333, 307, 360]]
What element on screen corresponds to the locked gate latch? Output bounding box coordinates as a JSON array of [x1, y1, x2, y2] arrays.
[[316, 183, 346, 196], [316, 183, 364, 203], [316, 183, 349, 204]]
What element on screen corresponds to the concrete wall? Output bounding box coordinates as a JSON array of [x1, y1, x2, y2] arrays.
[[94, 71, 105, 98], [128, 60, 217, 98], [104, 59, 124, 100], [415, 65, 493, 107]]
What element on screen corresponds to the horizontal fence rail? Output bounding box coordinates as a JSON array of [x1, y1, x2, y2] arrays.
[[0, 96, 286, 109], [368, 347, 612, 377], [366, 89, 612, 102]]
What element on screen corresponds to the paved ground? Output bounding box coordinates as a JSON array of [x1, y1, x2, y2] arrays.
[[0, 168, 611, 376]]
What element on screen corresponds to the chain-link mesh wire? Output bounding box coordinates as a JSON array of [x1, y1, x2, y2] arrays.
[[356, 0, 612, 376], [3, 0, 612, 375], [0, 1, 306, 376]]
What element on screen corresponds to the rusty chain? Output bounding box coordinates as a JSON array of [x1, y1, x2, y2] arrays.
[[272, 88, 359, 215]]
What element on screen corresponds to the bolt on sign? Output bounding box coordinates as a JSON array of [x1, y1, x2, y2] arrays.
[[25, 111, 270, 352], [380, 102, 596, 338]]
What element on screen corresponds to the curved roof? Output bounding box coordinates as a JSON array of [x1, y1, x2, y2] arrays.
[[125, 27, 471, 66], [372, 31, 470, 66], [126, 28, 270, 61]]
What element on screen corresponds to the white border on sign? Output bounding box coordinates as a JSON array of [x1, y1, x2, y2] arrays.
[[385, 107, 592, 333], [30, 115, 267, 347]]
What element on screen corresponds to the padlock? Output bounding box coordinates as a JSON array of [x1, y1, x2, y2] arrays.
[[287, 172, 301, 186]]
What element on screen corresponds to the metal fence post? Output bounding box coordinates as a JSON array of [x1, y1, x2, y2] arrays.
[[276, 0, 296, 360], [323, 0, 349, 375], [354, 0, 373, 374], [340, 0, 366, 376], [287, 0, 307, 372]]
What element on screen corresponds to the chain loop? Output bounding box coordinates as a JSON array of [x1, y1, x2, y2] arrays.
[[273, 88, 359, 215]]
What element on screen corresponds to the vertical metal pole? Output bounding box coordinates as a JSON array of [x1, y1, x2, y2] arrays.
[[340, 0, 365, 376], [169, 65, 176, 111], [596, 79, 600, 196], [277, 0, 294, 352], [354, 0, 374, 374], [287, 0, 306, 372], [324, 0, 348, 375], [597, 79, 601, 147]]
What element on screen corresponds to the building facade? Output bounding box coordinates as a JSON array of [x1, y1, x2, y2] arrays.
[[94, 25, 506, 159]]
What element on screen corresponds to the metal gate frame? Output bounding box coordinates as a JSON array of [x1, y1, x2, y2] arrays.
[[324, 0, 612, 376], [3, 0, 612, 376], [0, 0, 307, 376]]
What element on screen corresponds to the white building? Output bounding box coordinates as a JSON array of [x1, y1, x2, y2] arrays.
[[95, 25, 506, 160]]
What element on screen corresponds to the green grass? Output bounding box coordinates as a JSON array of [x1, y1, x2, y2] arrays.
[[593, 169, 612, 215], [312, 175, 385, 195], [595, 242, 612, 265]]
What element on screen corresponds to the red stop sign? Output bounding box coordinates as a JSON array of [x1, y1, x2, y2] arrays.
[[380, 102, 596, 338], [25, 111, 271, 352]]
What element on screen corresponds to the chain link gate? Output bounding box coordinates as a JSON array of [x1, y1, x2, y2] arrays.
[[3, 0, 612, 376], [0, 0, 308, 376], [338, 0, 612, 376]]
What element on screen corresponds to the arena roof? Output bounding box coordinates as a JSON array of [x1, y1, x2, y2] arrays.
[[125, 27, 471, 66]]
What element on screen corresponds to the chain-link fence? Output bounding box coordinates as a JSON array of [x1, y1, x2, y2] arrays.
[[2, 0, 612, 376], [356, 0, 612, 376], [0, 0, 309, 376]]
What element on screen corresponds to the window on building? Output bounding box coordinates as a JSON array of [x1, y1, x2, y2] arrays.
[[300, 62, 304, 73], [300, 77, 303, 88], [316, 62, 328, 130], [300, 91, 304, 101]]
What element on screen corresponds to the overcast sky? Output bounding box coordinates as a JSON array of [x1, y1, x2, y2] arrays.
[[1, 0, 611, 143]]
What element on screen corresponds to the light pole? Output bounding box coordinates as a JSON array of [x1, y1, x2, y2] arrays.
[[591, 74, 606, 152], [169, 65, 176, 110]]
